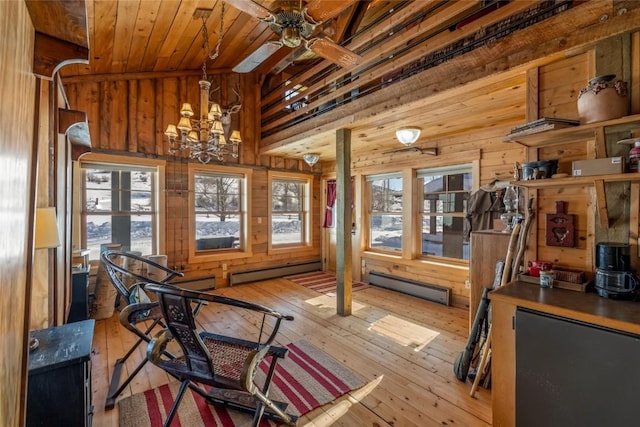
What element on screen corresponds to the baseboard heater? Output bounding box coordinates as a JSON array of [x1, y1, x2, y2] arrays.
[[368, 271, 450, 306], [171, 275, 216, 291], [229, 260, 322, 286]]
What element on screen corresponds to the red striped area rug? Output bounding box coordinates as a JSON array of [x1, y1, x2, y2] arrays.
[[118, 340, 364, 427], [284, 271, 369, 294]]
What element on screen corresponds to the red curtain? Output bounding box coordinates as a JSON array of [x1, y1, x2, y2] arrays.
[[324, 179, 337, 227]]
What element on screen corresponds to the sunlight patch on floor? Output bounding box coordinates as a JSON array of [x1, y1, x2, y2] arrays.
[[369, 314, 439, 351], [302, 376, 384, 426], [304, 294, 367, 312]]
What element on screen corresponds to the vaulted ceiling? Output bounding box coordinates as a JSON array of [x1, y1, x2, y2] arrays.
[[58, 0, 640, 162]]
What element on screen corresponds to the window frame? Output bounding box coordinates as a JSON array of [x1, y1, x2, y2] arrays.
[[267, 171, 313, 253], [188, 163, 252, 263], [76, 153, 165, 261], [364, 172, 404, 254], [417, 163, 473, 263]]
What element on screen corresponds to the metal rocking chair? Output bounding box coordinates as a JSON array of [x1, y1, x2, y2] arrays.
[[145, 283, 297, 427], [100, 250, 186, 410]]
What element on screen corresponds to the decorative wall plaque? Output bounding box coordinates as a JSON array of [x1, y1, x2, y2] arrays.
[[546, 201, 575, 247]]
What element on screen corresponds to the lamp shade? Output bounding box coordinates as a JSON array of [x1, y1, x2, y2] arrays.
[[35, 207, 61, 249], [395, 127, 421, 145]]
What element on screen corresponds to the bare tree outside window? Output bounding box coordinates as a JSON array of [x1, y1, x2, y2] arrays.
[[194, 173, 243, 250]]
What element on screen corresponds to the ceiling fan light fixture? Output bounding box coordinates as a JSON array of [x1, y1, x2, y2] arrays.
[[396, 127, 421, 146], [303, 153, 320, 167], [282, 26, 302, 48]]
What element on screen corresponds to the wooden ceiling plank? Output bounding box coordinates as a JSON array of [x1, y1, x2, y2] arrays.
[[111, 0, 140, 74], [164, 0, 230, 72], [92, 0, 117, 75], [153, 0, 211, 72], [125, 0, 162, 73], [139, 0, 182, 72]]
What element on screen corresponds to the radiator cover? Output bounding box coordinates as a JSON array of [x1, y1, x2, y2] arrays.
[[368, 271, 450, 306], [229, 261, 322, 286]]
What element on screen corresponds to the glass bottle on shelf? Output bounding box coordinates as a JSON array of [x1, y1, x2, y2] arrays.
[[500, 185, 522, 232]]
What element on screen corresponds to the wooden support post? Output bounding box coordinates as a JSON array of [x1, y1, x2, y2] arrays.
[[336, 128, 352, 316]]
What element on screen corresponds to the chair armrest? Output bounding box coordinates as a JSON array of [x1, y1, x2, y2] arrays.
[[119, 301, 160, 338], [147, 329, 173, 364]]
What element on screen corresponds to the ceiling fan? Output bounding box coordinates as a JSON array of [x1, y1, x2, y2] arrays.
[[226, 0, 363, 73]]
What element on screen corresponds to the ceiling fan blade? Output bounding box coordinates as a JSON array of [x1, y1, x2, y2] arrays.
[[308, 38, 362, 69], [224, 0, 275, 22], [305, 0, 358, 23], [233, 41, 283, 73]]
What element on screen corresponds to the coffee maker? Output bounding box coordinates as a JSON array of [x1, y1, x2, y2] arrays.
[[594, 242, 638, 299]]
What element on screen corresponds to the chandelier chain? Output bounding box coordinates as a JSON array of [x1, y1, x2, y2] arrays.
[[200, 1, 226, 79]]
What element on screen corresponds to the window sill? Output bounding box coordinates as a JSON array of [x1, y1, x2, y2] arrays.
[[188, 249, 253, 265], [362, 251, 469, 270]]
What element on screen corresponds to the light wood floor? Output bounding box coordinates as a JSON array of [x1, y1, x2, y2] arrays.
[[91, 278, 492, 426]]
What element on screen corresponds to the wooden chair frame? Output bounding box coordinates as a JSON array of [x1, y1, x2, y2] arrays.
[[145, 283, 297, 427], [100, 250, 184, 410]]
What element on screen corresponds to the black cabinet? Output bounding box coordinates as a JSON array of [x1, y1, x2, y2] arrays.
[[515, 308, 640, 427], [68, 267, 90, 322], [27, 319, 95, 427]]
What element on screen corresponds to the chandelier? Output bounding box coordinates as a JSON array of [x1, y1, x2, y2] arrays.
[[164, 4, 242, 164]]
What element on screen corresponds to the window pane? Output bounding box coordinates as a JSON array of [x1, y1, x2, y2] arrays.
[[195, 213, 240, 249], [271, 213, 302, 244], [85, 214, 153, 259], [420, 167, 471, 261], [369, 214, 402, 251], [272, 181, 303, 212], [371, 176, 402, 212], [193, 173, 243, 251], [422, 216, 468, 260], [84, 166, 157, 259]]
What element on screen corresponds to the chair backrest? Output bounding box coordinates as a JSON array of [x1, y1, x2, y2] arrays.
[[101, 250, 183, 300], [145, 283, 294, 380], [145, 284, 217, 378]]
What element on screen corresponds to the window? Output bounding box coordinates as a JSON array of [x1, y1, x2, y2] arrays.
[[366, 173, 403, 252], [190, 165, 250, 256], [419, 165, 472, 261], [269, 172, 312, 248], [80, 160, 159, 260]]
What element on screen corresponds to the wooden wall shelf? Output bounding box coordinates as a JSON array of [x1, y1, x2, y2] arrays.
[[503, 114, 640, 147], [513, 173, 640, 188]]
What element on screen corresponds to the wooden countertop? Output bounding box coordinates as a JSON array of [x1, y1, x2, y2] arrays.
[[490, 280, 640, 336]]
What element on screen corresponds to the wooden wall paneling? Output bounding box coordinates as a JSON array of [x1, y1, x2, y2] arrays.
[[162, 77, 179, 159], [136, 78, 156, 154], [127, 79, 138, 153], [632, 31, 640, 116], [538, 53, 588, 119], [0, 2, 37, 425]]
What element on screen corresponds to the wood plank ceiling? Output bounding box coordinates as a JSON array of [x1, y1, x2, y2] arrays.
[[59, 0, 640, 162]]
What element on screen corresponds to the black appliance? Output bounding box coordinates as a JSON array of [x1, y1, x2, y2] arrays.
[[594, 242, 637, 299]]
